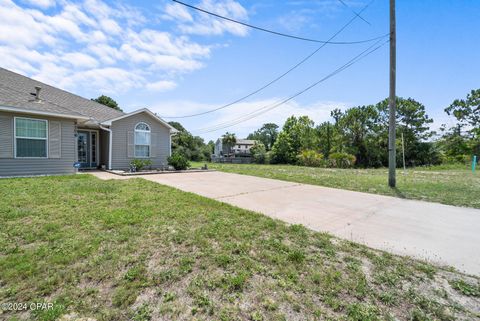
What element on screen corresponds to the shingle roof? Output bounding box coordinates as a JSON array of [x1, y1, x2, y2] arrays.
[[0, 67, 124, 122], [236, 139, 256, 145]]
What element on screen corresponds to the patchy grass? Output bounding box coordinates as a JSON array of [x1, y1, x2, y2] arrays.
[[0, 175, 479, 320], [194, 162, 480, 208], [450, 279, 480, 297]]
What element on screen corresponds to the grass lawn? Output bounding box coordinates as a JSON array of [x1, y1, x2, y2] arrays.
[[1, 175, 479, 321], [192, 162, 480, 208]]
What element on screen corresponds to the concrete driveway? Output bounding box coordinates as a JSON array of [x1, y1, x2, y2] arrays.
[[92, 171, 480, 275]]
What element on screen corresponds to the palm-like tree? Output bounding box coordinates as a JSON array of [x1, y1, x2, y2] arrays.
[[222, 132, 237, 156]]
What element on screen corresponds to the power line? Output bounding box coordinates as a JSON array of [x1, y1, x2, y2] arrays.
[[337, 0, 371, 25], [192, 38, 389, 134], [193, 39, 388, 134], [172, 0, 381, 44], [163, 0, 384, 119]]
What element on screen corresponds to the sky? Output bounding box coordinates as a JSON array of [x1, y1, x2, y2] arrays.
[[1, 0, 479, 141]]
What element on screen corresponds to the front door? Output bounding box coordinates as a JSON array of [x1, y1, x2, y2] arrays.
[[77, 130, 98, 168]]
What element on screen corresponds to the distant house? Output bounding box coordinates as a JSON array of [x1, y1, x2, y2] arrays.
[[213, 138, 256, 162], [0, 67, 178, 177]]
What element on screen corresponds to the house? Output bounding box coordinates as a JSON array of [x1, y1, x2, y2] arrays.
[[213, 138, 256, 162], [0, 67, 177, 177]]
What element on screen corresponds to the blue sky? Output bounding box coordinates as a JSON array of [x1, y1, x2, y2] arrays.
[[1, 0, 479, 141]]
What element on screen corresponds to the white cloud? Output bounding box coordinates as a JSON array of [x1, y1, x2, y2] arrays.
[[100, 18, 122, 35], [125, 29, 211, 58], [0, 46, 38, 73], [276, 11, 312, 33], [163, 2, 193, 22], [0, 1, 56, 47], [146, 80, 177, 92], [87, 43, 123, 65], [198, 99, 346, 134], [22, 0, 55, 9], [165, 0, 249, 37], [0, 0, 245, 95], [62, 52, 99, 69], [149, 98, 348, 140], [61, 3, 97, 27], [44, 15, 88, 40], [67, 68, 144, 93]]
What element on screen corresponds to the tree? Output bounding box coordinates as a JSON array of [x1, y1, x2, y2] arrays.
[[204, 141, 215, 160], [315, 122, 334, 158], [271, 116, 315, 164], [168, 121, 211, 161], [91, 95, 123, 111], [250, 142, 267, 164], [323, 97, 436, 167], [375, 97, 436, 166], [222, 132, 237, 156], [439, 89, 480, 160], [247, 123, 279, 150], [335, 105, 379, 167], [437, 125, 472, 163], [168, 121, 187, 132], [444, 89, 480, 137]]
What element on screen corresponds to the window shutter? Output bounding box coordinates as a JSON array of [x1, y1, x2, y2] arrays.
[[48, 121, 61, 158], [150, 132, 157, 157], [0, 115, 13, 158], [127, 131, 134, 158]]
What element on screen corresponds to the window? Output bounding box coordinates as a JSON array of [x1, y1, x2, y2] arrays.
[[134, 122, 150, 157], [15, 117, 48, 158]]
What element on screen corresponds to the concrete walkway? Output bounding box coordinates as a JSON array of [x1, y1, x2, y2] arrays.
[[91, 171, 480, 275]]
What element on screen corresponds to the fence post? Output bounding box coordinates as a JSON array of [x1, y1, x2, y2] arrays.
[[473, 155, 477, 173]]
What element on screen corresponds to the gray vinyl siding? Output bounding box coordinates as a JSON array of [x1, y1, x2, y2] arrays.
[[0, 111, 76, 177], [0, 114, 13, 158], [110, 112, 171, 170]]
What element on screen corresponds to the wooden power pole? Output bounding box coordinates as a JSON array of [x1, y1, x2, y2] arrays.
[[388, 0, 396, 187]]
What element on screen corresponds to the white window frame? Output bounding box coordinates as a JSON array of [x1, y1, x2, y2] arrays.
[[134, 122, 151, 158], [14, 116, 49, 159]]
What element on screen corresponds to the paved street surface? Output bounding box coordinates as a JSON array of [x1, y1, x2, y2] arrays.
[[91, 170, 480, 275]]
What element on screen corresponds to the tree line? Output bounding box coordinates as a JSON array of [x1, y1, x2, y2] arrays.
[[248, 89, 480, 167], [94, 90, 478, 168], [241, 89, 479, 168]]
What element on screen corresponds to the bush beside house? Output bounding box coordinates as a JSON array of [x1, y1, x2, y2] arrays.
[[168, 152, 190, 170]]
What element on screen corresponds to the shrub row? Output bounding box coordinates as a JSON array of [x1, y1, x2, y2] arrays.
[[296, 150, 356, 168]]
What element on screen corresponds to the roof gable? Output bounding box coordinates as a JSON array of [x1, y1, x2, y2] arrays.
[[0, 67, 124, 122], [102, 108, 178, 133]]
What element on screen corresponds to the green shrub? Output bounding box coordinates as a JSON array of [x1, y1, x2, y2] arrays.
[[265, 151, 272, 164], [250, 142, 267, 164], [297, 150, 325, 167], [328, 152, 356, 168], [439, 153, 472, 165], [168, 152, 190, 170], [129, 159, 152, 171]]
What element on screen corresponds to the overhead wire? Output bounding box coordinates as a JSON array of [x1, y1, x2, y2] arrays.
[[192, 37, 389, 134], [337, 0, 371, 25], [162, 0, 384, 119], [172, 0, 379, 44], [194, 39, 388, 134]]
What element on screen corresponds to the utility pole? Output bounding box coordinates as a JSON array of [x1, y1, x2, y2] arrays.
[[401, 132, 406, 172], [388, 0, 396, 187]]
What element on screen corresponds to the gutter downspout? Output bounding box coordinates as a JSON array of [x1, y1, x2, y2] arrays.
[[99, 125, 112, 170], [169, 130, 178, 156]]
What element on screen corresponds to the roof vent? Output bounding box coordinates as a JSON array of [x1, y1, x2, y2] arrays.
[[34, 86, 42, 101]]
